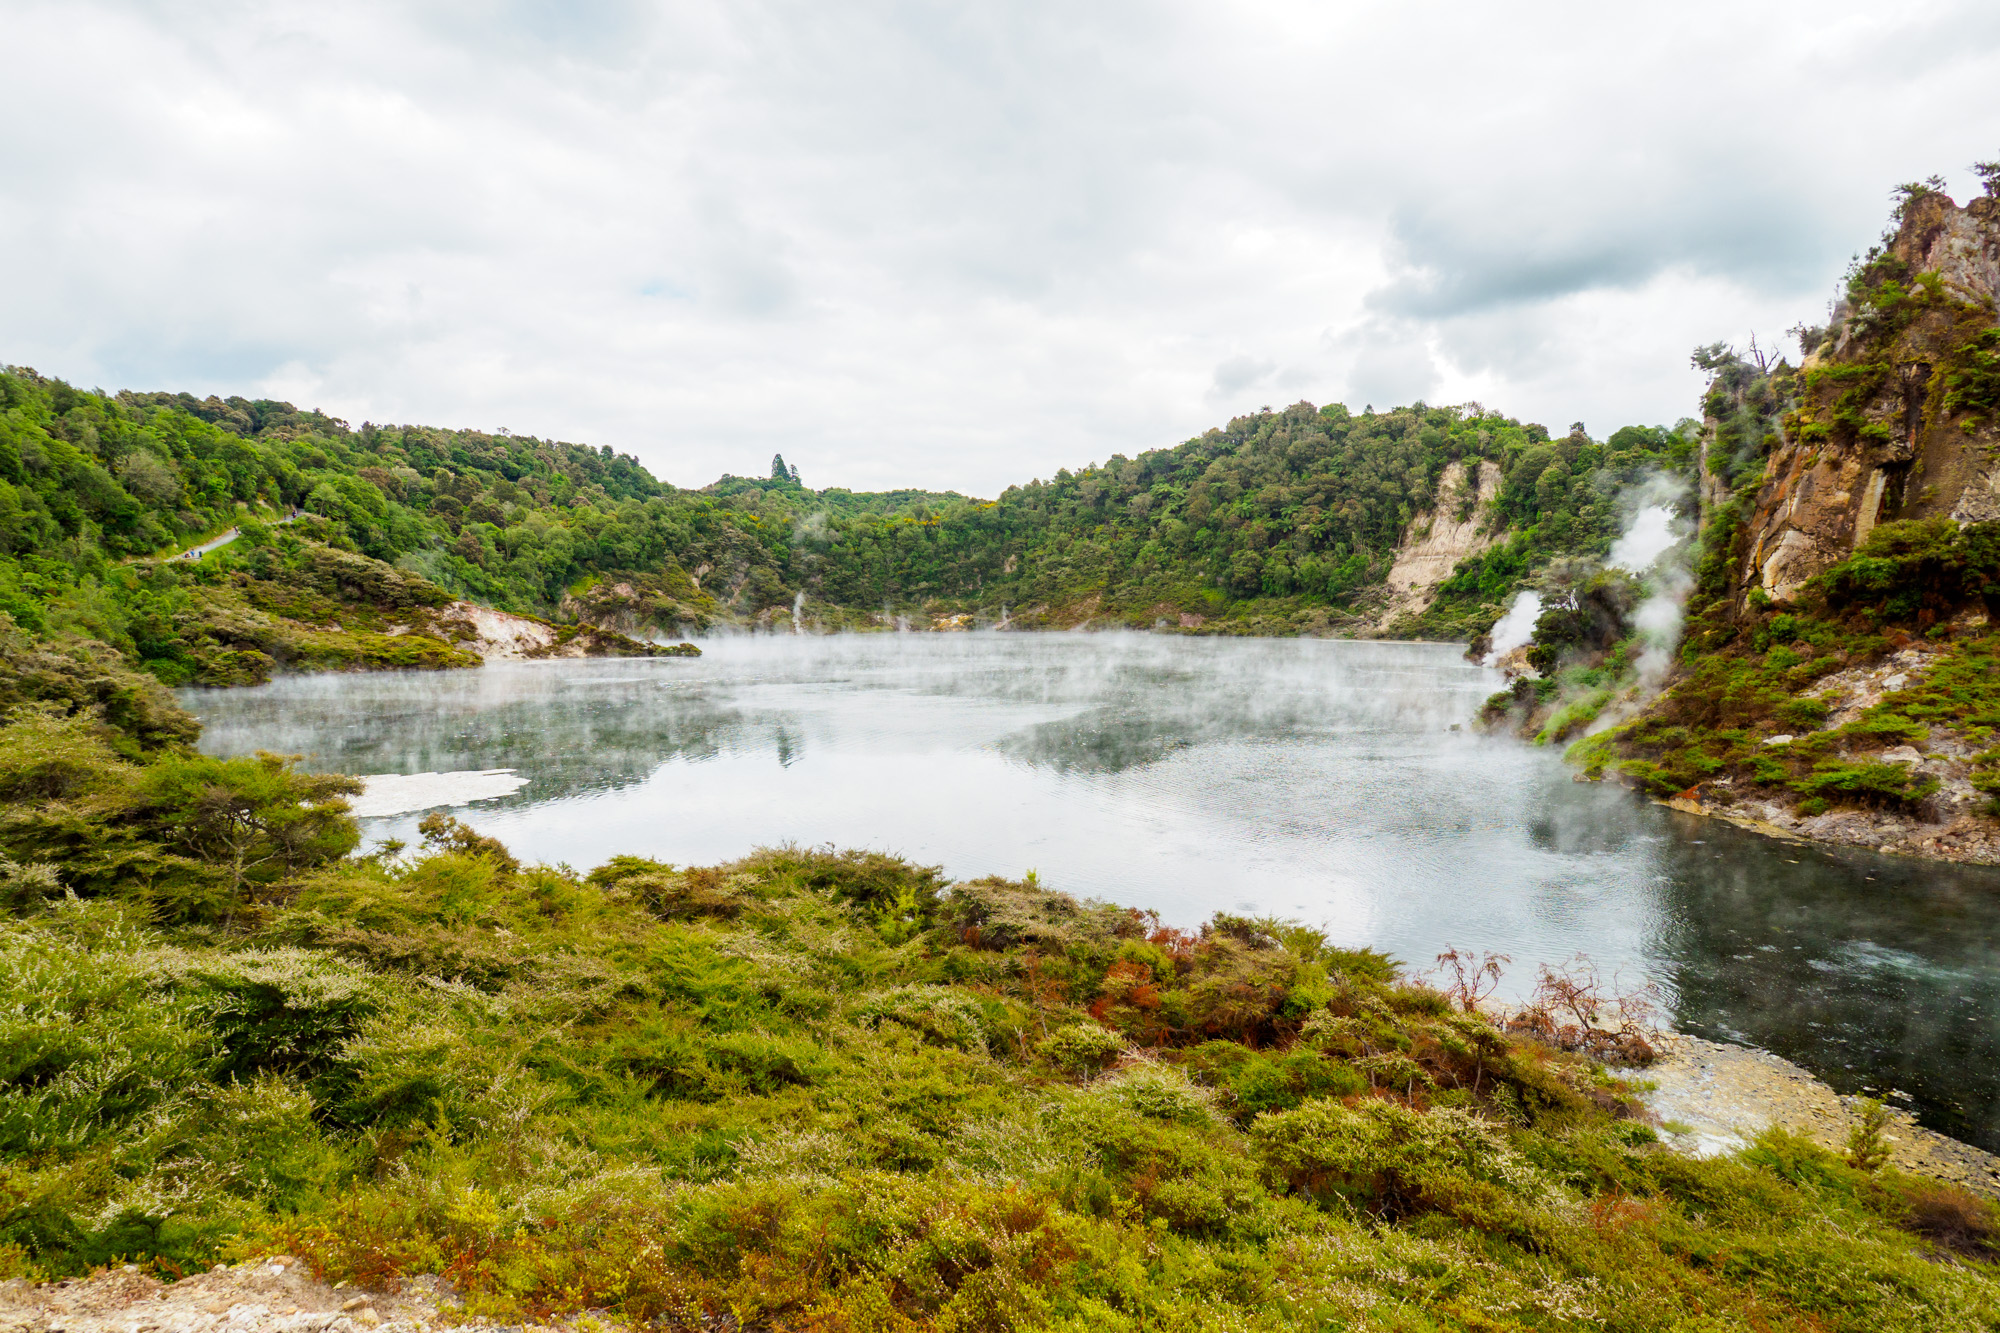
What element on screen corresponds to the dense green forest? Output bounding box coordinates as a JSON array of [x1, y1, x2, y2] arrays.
[[0, 365, 1697, 694]]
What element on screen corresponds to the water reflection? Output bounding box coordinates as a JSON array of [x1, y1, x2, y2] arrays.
[[998, 710, 1193, 772], [189, 669, 747, 801], [183, 633, 2000, 1150], [1651, 815, 2000, 1148]]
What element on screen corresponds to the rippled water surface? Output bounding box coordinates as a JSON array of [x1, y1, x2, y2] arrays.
[[185, 634, 2000, 1149]]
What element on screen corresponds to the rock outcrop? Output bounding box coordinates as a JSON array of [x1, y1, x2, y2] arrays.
[[1745, 191, 2000, 602], [1583, 181, 2000, 867], [438, 601, 697, 661], [556, 573, 711, 638]]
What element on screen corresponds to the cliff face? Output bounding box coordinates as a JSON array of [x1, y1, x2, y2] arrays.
[[1374, 458, 1502, 631], [1578, 183, 2000, 867], [1747, 193, 2000, 601]]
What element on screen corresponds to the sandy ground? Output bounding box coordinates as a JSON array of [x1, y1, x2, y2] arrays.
[[348, 771, 529, 819], [0, 1255, 566, 1333], [1640, 1031, 2000, 1197]]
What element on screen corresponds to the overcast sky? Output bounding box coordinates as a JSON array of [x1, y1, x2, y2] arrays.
[[4, 1, 1998, 495]]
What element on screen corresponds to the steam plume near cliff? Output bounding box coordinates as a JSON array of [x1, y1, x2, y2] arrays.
[[1482, 592, 1543, 667], [1486, 473, 1694, 678], [1607, 474, 1695, 697]]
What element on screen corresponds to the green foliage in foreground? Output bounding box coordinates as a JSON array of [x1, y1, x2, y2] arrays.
[[2, 713, 1997, 1329]]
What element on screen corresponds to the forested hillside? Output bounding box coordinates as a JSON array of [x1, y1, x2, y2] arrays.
[[0, 371, 920, 660], [869, 401, 1693, 638], [0, 364, 1695, 687]]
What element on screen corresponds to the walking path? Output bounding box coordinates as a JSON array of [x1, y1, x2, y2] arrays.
[[167, 509, 306, 562]]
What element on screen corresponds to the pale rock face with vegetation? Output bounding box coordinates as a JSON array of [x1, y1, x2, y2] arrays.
[[1748, 188, 2000, 602], [1374, 459, 1504, 632]]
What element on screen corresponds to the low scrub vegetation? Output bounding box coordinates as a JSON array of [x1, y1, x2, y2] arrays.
[[1579, 518, 2000, 816], [1, 708, 1996, 1329]]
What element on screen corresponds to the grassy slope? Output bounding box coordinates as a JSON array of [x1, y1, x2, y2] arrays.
[[1574, 518, 2000, 815], [3, 700, 1998, 1329]]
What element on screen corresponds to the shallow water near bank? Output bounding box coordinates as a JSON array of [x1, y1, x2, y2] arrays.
[[183, 633, 2000, 1151]]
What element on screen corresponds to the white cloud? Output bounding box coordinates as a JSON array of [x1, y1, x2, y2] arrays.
[[3, 0, 1999, 495]]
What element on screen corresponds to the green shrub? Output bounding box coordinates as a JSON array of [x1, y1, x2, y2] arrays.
[[0, 922, 212, 1155], [1217, 1048, 1366, 1122], [1775, 695, 1831, 731], [1794, 760, 1938, 807], [1039, 1022, 1125, 1077], [1847, 1097, 1893, 1172], [179, 949, 381, 1088], [704, 1032, 829, 1093], [0, 856, 58, 913], [1091, 1066, 1219, 1126], [1812, 518, 2000, 622], [181, 1075, 351, 1209], [587, 856, 746, 920], [1252, 1098, 1550, 1238], [858, 985, 990, 1054]]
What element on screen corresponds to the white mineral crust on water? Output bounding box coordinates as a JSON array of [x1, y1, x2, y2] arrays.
[[349, 769, 528, 817]]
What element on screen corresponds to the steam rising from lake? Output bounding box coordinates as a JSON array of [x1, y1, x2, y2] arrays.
[[1483, 591, 1543, 665], [183, 636, 2000, 1149]]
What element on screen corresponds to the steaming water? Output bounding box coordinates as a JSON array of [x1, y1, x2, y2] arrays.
[[183, 635, 2000, 1151]]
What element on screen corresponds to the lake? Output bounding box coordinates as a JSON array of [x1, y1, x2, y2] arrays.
[[183, 633, 2000, 1151]]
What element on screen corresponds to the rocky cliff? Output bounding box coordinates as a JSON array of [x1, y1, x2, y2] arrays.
[[1747, 190, 2000, 602], [440, 600, 698, 661], [1578, 178, 2000, 866]]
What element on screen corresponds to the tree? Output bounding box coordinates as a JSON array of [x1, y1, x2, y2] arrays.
[[771, 453, 790, 481], [1535, 458, 1571, 514], [1891, 174, 1951, 220], [142, 752, 361, 901]]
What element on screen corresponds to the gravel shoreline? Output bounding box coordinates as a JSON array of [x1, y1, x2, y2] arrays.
[[1640, 1031, 2000, 1198]]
